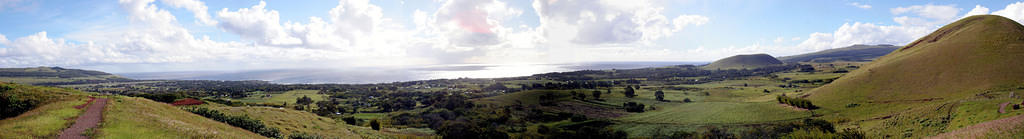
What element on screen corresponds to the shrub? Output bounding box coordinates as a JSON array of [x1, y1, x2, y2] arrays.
[[1, 94, 37, 119], [370, 119, 381, 130], [184, 107, 281, 138], [570, 114, 587, 122], [288, 132, 325, 139], [623, 102, 645, 112], [342, 116, 358, 125], [777, 96, 818, 110]]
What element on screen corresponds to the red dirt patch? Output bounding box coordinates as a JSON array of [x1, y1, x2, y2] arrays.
[[999, 102, 1011, 114], [171, 98, 204, 106], [74, 97, 95, 109], [59, 98, 108, 139]]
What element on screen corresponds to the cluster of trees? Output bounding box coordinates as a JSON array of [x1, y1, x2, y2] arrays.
[[570, 91, 587, 100], [539, 92, 559, 106], [777, 96, 818, 109], [184, 107, 281, 138], [520, 81, 615, 90], [623, 102, 645, 112], [655, 90, 665, 101], [1, 85, 37, 119], [624, 86, 637, 98], [287, 132, 326, 139], [651, 119, 862, 139]]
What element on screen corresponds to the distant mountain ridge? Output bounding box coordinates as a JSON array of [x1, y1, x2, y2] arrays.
[[777, 44, 900, 63], [0, 67, 129, 85], [702, 54, 783, 70]]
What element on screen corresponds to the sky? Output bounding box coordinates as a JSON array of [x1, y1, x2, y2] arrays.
[[1, 0, 1024, 73]]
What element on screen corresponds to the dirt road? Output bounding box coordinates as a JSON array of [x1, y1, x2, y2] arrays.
[[58, 98, 108, 139]]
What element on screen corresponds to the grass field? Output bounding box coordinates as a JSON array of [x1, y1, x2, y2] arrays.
[[235, 90, 327, 106], [96, 96, 266, 139], [618, 102, 809, 124], [208, 106, 370, 138]]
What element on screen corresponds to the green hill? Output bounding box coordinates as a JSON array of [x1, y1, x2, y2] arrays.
[[778, 44, 900, 63], [0, 67, 130, 85], [806, 15, 1024, 137], [702, 54, 784, 70]]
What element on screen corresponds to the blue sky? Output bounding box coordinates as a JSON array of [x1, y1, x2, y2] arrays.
[[1, 0, 1023, 72]]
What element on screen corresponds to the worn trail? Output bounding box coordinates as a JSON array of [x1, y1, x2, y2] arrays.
[[58, 98, 108, 139]]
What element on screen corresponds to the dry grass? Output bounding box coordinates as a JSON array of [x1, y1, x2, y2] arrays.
[[96, 96, 266, 139]]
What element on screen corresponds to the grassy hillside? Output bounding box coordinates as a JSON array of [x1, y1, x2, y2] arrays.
[[778, 44, 900, 63], [702, 54, 784, 70], [0, 82, 90, 138], [807, 15, 1024, 137], [208, 106, 392, 138], [96, 96, 266, 139]]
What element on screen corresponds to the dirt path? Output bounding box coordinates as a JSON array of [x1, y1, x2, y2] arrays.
[[929, 114, 1024, 139], [999, 102, 1010, 114], [58, 98, 108, 139]]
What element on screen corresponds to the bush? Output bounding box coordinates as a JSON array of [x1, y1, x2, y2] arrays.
[[623, 102, 645, 112], [777, 96, 818, 110], [570, 114, 587, 122], [342, 116, 357, 125], [683, 98, 692, 103], [288, 132, 325, 139], [184, 107, 281, 138], [1, 93, 37, 119], [370, 119, 381, 130]]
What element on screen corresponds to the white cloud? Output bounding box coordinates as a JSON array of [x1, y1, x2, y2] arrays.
[[532, 0, 707, 45], [160, 0, 217, 25], [788, 4, 964, 54], [848, 2, 872, 9], [891, 4, 960, 25], [992, 2, 1024, 24], [216, 1, 301, 46], [0, 33, 8, 44], [0, 0, 711, 70], [963, 5, 990, 18]]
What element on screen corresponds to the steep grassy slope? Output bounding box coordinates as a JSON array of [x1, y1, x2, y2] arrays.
[[96, 96, 266, 139], [807, 15, 1024, 137], [778, 44, 900, 63], [0, 82, 90, 138], [702, 54, 784, 70]]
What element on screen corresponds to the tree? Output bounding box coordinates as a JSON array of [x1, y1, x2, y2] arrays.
[[655, 90, 665, 101], [624, 86, 636, 98], [296, 95, 313, 106], [576, 92, 587, 100], [592, 90, 602, 100], [370, 119, 381, 130]]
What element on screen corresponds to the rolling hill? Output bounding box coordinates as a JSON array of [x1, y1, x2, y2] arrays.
[[807, 15, 1024, 137], [777, 44, 900, 63], [0, 67, 130, 85], [702, 54, 784, 70]]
